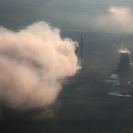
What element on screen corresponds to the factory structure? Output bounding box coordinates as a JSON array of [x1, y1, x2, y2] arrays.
[[75, 38, 83, 59], [105, 52, 132, 86], [75, 37, 132, 86], [81, 38, 83, 59]]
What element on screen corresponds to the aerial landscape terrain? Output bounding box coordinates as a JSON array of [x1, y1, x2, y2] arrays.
[[0, 0, 133, 133]]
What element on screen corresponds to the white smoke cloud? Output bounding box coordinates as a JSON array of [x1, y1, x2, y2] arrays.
[[0, 21, 80, 110]]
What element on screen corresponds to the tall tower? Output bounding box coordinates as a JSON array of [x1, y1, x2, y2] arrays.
[[105, 52, 132, 86], [81, 38, 83, 59], [116, 53, 130, 76]]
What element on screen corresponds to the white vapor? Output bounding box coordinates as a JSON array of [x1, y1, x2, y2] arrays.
[[118, 46, 131, 54], [0, 21, 80, 110], [95, 6, 133, 34]]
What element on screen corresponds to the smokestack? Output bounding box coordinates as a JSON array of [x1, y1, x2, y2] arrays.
[[116, 53, 130, 76], [81, 38, 83, 59], [75, 45, 78, 56]]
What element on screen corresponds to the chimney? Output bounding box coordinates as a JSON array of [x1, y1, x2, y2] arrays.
[[75, 46, 78, 56], [116, 53, 130, 76], [81, 38, 83, 59]]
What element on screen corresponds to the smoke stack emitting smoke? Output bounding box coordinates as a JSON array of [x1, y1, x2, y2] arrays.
[[118, 46, 131, 54], [0, 21, 80, 110], [117, 46, 130, 75]]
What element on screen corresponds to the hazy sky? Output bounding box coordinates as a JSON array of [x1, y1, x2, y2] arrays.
[[0, 0, 133, 33], [38, 0, 133, 33]]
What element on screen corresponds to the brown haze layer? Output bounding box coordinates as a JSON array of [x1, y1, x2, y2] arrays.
[[0, 21, 80, 110]]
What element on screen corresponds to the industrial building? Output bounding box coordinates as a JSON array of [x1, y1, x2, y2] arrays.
[[105, 52, 132, 86]]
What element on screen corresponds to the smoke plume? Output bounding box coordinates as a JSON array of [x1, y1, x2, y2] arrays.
[[118, 46, 131, 54], [0, 21, 80, 110]]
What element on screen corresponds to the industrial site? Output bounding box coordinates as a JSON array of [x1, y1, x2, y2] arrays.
[[0, 30, 133, 133], [1, 0, 133, 133]]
